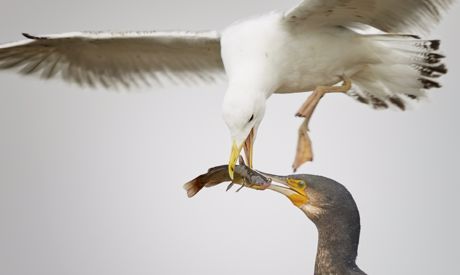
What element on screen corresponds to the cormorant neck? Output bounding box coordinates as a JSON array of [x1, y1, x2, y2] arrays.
[[302, 205, 364, 275]]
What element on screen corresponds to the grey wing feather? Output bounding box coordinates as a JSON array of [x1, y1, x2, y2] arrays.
[[285, 0, 455, 33], [0, 31, 225, 88]]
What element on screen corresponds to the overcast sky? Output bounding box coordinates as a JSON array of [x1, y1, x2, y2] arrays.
[[0, 1, 459, 275]]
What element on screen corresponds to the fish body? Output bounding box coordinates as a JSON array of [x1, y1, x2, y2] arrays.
[[184, 164, 271, 198], [234, 165, 272, 190]]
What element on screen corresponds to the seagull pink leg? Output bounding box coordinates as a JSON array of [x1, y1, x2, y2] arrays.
[[296, 78, 352, 120], [292, 78, 352, 171]]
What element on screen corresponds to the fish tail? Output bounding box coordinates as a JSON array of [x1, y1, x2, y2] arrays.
[[183, 165, 231, 198], [183, 176, 207, 198]]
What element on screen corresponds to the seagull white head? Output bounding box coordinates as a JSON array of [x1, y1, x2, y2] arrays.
[[222, 88, 266, 179]]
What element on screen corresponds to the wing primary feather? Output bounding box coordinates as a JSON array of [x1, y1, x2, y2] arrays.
[[285, 0, 455, 33], [42, 54, 61, 79], [0, 31, 224, 88], [20, 52, 52, 74]]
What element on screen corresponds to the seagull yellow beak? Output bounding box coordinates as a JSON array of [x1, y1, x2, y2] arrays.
[[228, 141, 242, 179], [243, 128, 254, 169], [228, 128, 255, 179]]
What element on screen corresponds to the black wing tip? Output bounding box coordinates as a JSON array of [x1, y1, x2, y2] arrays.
[[389, 96, 406, 111], [419, 78, 442, 89], [407, 34, 422, 39], [428, 40, 441, 51], [369, 96, 389, 109], [22, 33, 47, 40], [22, 33, 35, 39]]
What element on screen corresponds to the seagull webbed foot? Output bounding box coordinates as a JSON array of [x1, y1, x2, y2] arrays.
[[292, 119, 313, 172]]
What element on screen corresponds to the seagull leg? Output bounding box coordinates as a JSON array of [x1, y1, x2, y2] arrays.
[[295, 78, 352, 121], [292, 77, 352, 171]]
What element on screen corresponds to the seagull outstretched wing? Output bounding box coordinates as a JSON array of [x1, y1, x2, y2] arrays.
[[0, 31, 224, 88], [285, 0, 454, 33]]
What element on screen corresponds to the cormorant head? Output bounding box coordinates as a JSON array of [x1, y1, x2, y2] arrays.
[[262, 173, 358, 223]]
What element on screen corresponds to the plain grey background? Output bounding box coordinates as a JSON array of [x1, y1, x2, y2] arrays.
[[0, 1, 459, 274]]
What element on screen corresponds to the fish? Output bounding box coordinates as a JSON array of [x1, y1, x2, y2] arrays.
[[184, 156, 271, 198]]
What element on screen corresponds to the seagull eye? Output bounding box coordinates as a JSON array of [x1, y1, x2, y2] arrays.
[[248, 114, 254, 123]]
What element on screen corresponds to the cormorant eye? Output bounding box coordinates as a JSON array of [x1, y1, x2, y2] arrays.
[[248, 114, 254, 123]]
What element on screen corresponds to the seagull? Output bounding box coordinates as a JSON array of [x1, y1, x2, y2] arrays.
[[0, 0, 455, 176], [184, 164, 366, 275]]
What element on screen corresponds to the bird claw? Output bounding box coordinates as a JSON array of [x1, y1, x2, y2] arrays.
[[295, 113, 302, 117]]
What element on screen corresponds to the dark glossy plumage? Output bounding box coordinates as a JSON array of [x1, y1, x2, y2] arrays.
[[287, 174, 367, 275]]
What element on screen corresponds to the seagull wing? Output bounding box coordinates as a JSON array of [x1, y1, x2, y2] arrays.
[[0, 31, 224, 88], [284, 0, 454, 33]]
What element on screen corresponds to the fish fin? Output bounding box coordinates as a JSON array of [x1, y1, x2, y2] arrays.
[[183, 177, 206, 198], [183, 166, 232, 198], [226, 182, 235, 191]]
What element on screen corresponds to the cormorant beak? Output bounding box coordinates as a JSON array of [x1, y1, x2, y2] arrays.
[[228, 128, 254, 179], [258, 172, 309, 207]]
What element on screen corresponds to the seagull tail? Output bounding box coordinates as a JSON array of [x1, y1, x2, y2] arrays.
[[347, 34, 447, 110]]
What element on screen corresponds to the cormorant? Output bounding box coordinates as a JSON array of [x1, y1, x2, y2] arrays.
[[262, 172, 367, 275], [185, 165, 367, 275]]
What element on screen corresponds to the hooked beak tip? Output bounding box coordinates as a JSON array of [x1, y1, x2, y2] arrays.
[[228, 165, 235, 179], [228, 141, 241, 179]]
